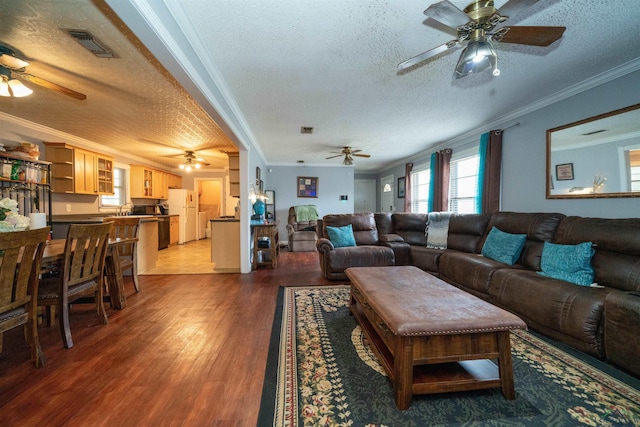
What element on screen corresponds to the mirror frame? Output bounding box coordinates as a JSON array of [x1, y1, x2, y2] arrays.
[[546, 103, 640, 199]]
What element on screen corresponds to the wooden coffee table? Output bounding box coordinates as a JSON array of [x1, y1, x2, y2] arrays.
[[346, 266, 527, 410]]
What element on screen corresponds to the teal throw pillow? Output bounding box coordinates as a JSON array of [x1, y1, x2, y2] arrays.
[[326, 224, 356, 248], [481, 226, 527, 265], [538, 241, 595, 286]]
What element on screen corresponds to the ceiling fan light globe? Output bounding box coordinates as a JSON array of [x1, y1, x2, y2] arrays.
[[0, 80, 10, 97], [455, 39, 497, 79], [179, 163, 185, 170], [7, 79, 32, 97], [195, 163, 201, 169], [0, 53, 29, 69]]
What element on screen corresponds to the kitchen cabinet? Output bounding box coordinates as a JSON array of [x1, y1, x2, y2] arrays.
[[130, 165, 154, 198], [0, 151, 52, 226], [131, 166, 182, 199], [97, 155, 113, 194], [73, 148, 96, 194], [169, 215, 179, 246], [228, 153, 239, 197], [44, 142, 113, 195], [211, 219, 240, 272]]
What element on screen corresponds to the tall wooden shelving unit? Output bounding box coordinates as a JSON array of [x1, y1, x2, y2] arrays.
[[0, 151, 52, 229]]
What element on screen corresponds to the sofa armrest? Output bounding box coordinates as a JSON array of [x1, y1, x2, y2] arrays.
[[604, 291, 640, 377], [379, 233, 404, 243], [286, 224, 295, 235], [316, 237, 335, 252]]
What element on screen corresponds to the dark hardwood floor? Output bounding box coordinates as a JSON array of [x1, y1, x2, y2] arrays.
[[0, 251, 335, 426]]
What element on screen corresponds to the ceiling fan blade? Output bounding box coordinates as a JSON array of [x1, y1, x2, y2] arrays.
[[424, 0, 472, 30], [15, 72, 86, 100], [493, 26, 566, 47], [398, 39, 460, 71], [326, 154, 343, 159], [497, 0, 541, 22], [353, 154, 371, 158]]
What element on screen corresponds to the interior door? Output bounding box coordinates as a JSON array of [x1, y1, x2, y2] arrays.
[[380, 175, 394, 212], [354, 179, 376, 213]]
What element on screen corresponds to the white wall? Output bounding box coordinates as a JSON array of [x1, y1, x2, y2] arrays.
[[378, 70, 640, 219], [266, 165, 354, 238], [501, 70, 640, 217]]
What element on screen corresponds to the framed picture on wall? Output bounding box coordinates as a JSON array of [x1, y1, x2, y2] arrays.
[[556, 163, 574, 181], [398, 177, 406, 198], [297, 176, 318, 198]]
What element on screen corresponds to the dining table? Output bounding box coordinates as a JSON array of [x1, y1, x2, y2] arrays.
[[42, 236, 138, 309]]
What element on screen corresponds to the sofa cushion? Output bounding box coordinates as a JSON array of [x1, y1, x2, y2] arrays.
[[538, 241, 595, 286], [484, 212, 565, 270], [326, 224, 356, 248], [553, 216, 640, 292], [322, 213, 379, 245], [438, 250, 507, 296], [481, 227, 526, 265], [489, 268, 608, 357], [392, 213, 428, 246]]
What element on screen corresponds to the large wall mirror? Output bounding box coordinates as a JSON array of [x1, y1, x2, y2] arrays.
[[547, 103, 640, 199]]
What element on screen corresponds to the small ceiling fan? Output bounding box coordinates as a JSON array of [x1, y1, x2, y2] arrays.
[[326, 147, 371, 165], [178, 150, 210, 171], [0, 44, 86, 100], [398, 0, 566, 78]]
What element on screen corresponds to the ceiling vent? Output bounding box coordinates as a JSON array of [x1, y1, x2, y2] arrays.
[[300, 126, 314, 134], [63, 29, 118, 58]]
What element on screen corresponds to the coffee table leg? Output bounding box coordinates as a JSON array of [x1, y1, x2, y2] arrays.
[[394, 336, 414, 410], [497, 330, 516, 400]]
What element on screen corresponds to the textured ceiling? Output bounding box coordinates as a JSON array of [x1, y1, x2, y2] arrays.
[[0, 0, 238, 171], [1, 0, 639, 173]]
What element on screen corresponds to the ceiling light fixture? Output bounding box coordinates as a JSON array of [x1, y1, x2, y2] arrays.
[[0, 66, 32, 97], [179, 152, 203, 172], [454, 35, 499, 78], [343, 155, 354, 166]]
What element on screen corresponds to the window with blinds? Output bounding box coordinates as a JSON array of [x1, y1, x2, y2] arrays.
[[448, 149, 480, 214], [101, 167, 125, 206], [410, 165, 430, 213], [630, 149, 640, 191]]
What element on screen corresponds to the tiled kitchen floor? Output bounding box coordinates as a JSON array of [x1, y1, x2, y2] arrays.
[[141, 238, 215, 275]]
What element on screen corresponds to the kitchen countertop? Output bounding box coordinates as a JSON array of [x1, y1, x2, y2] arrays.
[[52, 214, 159, 223]]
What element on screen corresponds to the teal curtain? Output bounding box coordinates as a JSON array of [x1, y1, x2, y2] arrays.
[[476, 132, 490, 212]]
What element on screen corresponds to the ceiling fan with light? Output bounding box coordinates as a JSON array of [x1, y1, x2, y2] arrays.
[[178, 150, 210, 171], [398, 0, 566, 78], [0, 44, 86, 100], [326, 146, 371, 166]]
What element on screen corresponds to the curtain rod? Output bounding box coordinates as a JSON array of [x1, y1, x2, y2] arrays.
[[495, 122, 520, 135]]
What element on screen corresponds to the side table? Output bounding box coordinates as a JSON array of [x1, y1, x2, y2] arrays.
[[251, 220, 279, 269]]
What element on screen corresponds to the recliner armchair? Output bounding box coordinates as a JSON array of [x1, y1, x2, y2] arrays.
[[286, 205, 318, 252]]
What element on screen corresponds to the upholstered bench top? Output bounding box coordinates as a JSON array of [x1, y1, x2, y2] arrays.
[[346, 266, 527, 337]]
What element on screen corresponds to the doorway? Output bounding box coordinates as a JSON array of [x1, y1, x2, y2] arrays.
[[380, 175, 394, 212], [354, 179, 376, 213]]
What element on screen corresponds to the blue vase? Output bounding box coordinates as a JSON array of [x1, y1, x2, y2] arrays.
[[253, 200, 265, 216]]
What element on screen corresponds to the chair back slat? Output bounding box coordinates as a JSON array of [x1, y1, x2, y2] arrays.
[[64, 223, 113, 288], [0, 228, 49, 323], [102, 217, 141, 258]]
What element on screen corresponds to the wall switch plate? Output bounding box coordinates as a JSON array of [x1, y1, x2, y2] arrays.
[[66, 204, 72, 212]]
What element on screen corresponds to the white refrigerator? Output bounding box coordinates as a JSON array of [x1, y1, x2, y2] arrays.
[[168, 189, 197, 244]]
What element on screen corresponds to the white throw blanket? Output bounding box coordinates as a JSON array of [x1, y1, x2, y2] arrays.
[[425, 212, 452, 249]]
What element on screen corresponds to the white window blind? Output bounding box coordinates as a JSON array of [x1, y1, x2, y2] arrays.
[[410, 163, 430, 213], [101, 167, 125, 206], [448, 147, 480, 214]]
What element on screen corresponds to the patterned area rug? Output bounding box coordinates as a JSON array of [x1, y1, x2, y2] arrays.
[[258, 285, 640, 427]]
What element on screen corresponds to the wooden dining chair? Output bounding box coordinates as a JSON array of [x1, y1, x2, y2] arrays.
[[0, 227, 50, 367], [37, 222, 113, 349], [102, 216, 141, 292]]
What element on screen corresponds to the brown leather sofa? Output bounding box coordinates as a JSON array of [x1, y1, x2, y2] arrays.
[[316, 212, 395, 281], [317, 210, 640, 377]]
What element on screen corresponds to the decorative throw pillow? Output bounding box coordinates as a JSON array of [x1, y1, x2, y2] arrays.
[[538, 241, 595, 286], [481, 226, 527, 265], [326, 224, 356, 248]]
